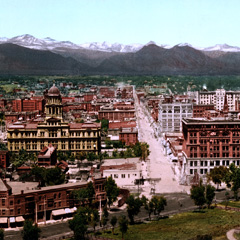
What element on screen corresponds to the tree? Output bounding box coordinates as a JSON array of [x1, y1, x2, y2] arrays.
[[190, 182, 206, 210], [72, 181, 95, 206], [69, 207, 89, 240], [86, 152, 98, 161], [101, 119, 109, 133], [105, 176, 119, 209], [224, 163, 240, 200], [101, 206, 109, 229], [21, 220, 41, 240], [155, 196, 167, 217], [126, 195, 142, 224], [91, 208, 99, 232], [140, 142, 150, 161], [45, 167, 65, 186], [142, 196, 154, 220], [207, 166, 228, 189], [119, 215, 128, 240], [110, 216, 117, 234], [0, 229, 4, 240], [205, 185, 216, 208]]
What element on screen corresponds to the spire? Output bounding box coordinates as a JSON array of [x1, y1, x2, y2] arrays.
[[223, 94, 229, 112]]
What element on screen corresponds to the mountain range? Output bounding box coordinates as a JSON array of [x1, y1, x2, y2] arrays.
[[0, 34, 240, 75]]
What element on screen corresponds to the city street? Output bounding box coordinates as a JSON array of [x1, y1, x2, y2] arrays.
[[134, 92, 190, 196]]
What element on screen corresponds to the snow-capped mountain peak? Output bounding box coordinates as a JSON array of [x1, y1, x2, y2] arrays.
[[203, 44, 240, 52]]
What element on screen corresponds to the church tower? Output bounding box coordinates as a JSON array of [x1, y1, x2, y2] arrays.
[[45, 84, 63, 122]]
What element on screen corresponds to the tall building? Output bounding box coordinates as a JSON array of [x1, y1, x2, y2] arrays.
[[196, 89, 240, 111], [158, 100, 193, 133], [7, 85, 101, 154], [181, 117, 240, 184]]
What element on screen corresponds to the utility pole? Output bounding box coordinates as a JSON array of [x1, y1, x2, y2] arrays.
[[44, 197, 46, 225], [99, 196, 102, 221], [35, 198, 38, 225]]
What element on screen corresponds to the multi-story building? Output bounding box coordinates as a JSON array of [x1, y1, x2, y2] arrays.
[[7, 85, 101, 155], [0, 151, 9, 169], [12, 98, 45, 112], [158, 100, 193, 133], [181, 117, 240, 184], [98, 108, 135, 121], [119, 127, 138, 146], [0, 177, 106, 227], [196, 89, 240, 111]]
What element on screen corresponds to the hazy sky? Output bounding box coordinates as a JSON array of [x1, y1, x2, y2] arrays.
[[1, 0, 239, 47]]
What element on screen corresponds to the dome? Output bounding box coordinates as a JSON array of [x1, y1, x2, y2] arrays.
[[48, 84, 60, 96]]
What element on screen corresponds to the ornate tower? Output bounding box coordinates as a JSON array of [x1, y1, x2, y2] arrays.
[[45, 84, 63, 121]]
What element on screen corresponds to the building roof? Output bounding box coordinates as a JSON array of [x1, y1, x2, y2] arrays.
[[48, 84, 60, 96], [38, 144, 56, 158]]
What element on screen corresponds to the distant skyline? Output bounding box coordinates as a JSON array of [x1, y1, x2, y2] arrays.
[[1, 0, 240, 47]]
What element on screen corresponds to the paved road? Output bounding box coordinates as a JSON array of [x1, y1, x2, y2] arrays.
[[134, 92, 190, 196]]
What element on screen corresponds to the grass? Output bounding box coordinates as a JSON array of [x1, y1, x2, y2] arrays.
[[1, 84, 18, 93], [99, 208, 240, 240], [219, 201, 240, 209]]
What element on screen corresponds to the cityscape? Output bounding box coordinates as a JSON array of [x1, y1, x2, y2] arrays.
[[2, 0, 240, 240]]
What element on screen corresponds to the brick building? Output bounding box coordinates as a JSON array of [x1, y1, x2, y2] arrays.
[[0, 177, 106, 227], [98, 109, 135, 121], [0, 151, 9, 169], [119, 127, 138, 146], [192, 104, 215, 118], [12, 98, 44, 112], [181, 117, 240, 184], [38, 144, 57, 167]]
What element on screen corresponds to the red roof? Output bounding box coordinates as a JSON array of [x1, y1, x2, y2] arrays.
[[109, 121, 136, 129]]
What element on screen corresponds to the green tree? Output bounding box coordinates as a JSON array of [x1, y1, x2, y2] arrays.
[[101, 119, 109, 133], [101, 205, 109, 229], [0, 229, 4, 240], [190, 182, 206, 210], [155, 196, 167, 217], [45, 167, 65, 186], [91, 208, 99, 232], [206, 185, 216, 208], [119, 215, 129, 240], [207, 166, 228, 189], [69, 207, 89, 240], [72, 181, 95, 206], [126, 195, 142, 224], [86, 152, 98, 161], [21, 220, 41, 240], [105, 176, 120, 209], [110, 216, 117, 234], [224, 163, 240, 200]]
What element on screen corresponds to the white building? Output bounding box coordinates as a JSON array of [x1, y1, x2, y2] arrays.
[[196, 89, 240, 111], [158, 101, 193, 133], [101, 158, 148, 188]]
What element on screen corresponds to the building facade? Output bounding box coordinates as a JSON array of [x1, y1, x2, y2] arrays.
[[0, 177, 106, 226], [181, 117, 240, 184], [7, 85, 101, 155], [196, 89, 240, 111], [158, 102, 193, 133]]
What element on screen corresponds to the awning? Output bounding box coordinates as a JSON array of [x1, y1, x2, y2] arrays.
[[52, 209, 66, 216], [9, 217, 15, 223], [16, 216, 25, 222], [65, 208, 71, 214], [69, 207, 77, 213], [0, 218, 7, 224]]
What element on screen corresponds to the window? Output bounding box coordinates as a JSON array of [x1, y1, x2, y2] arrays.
[[114, 174, 118, 178], [2, 210, 5, 215], [121, 174, 125, 178], [17, 208, 20, 214], [10, 200, 13, 205], [58, 193, 61, 198], [2, 199, 5, 206]]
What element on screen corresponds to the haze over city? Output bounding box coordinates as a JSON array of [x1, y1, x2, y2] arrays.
[[1, 0, 240, 47]]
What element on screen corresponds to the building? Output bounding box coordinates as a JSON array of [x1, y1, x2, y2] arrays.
[[98, 108, 135, 121], [38, 144, 57, 167], [101, 158, 147, 188], [0, 177, 106, 226], [0, 151, 9, 169], [181, 117, 240, 184], [196, 89, 240, 111], [7, 85, 101, 155], [193, 104, 215, 118], [158, 100, 193, 133], [119, 127, 138, 146], [12, 98, 44, 112]]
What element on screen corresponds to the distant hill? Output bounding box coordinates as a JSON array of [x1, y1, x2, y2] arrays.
[[0, 43, 91, 75], [0, 42, 240, 76]]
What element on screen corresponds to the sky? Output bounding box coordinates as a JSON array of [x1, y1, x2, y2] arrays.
[[1, 0, 240, 47]]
